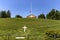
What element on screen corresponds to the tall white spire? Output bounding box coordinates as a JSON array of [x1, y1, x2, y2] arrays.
[[30, 2, 32, 14], [27, 2, 36, 18]]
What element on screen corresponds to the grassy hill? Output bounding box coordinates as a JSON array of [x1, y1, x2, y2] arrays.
[[0, 18, 60, 40]]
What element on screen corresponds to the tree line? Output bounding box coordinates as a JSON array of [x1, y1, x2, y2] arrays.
[[38, 9, 60, 20], [0, 10, 11, 18], [0, 9, 60, 20]]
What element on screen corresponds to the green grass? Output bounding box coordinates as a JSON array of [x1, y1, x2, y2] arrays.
[[0, 18, 60, 40]]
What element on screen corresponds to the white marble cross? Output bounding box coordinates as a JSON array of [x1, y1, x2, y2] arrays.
[[22, 26, 27, 32]]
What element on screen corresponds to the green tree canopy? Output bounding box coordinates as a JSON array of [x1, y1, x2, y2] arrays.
[[0, 11, 7, 18], [7, 10, 11, 18], [46, 9, 60, 20], [15, 15, 22, 18], [38, 13, 45, 19]]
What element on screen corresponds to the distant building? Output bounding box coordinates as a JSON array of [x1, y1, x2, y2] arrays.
[[26, 3, 36, 18], [27, 14, 36, 18]]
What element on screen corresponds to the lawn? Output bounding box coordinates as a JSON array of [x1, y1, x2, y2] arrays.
[[0, 18, 60, 40]]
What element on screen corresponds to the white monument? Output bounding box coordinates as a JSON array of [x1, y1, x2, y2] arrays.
[[16, 37, 25, 39], [22, 26, 27, 32]]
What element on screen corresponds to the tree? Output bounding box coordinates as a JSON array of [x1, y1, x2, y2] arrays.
[[55, 10, 60, 20], [38, 13, 45, 19], [0, 11, 7, 18], [7, 10, 11, 18], [46, 9, 60, 20], [15, 15, 22, 18], [46, 9, 55, 19]]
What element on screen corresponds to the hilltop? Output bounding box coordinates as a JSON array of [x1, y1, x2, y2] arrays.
[[0, 18, 60, 40]]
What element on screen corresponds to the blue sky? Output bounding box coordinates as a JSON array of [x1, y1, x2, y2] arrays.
[[0, 0, 60, 18]]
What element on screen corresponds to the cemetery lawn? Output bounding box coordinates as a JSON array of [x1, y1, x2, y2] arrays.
[[0, 18, 60, 40]]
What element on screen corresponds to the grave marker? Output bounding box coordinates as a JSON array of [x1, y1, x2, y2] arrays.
[[16, 37, 25, 39], [22, 26, 27, 32]]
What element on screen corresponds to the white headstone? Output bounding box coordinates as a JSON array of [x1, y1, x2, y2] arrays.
[[16, 37, 25, 39], [22, 26, 27, 32]]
